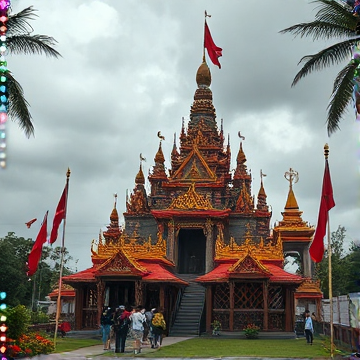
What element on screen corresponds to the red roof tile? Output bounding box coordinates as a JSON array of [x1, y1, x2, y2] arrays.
[[62, 267, 97, 283], [196, 261, 303, 284], [139, 261, 188, 285]]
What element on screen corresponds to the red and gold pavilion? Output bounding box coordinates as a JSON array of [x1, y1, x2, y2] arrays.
[[63, 59, 322, 332]]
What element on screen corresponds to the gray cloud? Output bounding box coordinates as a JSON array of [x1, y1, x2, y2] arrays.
[[1, 0, 359, 272]]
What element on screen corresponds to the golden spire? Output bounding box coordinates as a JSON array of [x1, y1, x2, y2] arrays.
[[196, 60, 211, 87], [135, 155, 145, 185], [284, 168, 299, 209]]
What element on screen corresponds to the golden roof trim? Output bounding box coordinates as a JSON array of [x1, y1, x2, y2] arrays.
[[170, 144, 216, 182], [168, 183, 213, 210], [215, 228, 284, 261]]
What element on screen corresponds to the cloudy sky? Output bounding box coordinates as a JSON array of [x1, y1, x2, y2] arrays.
[[1, 0, 359, 273]]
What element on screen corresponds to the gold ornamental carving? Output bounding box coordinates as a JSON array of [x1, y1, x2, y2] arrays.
[[92, 229, 167, 263], [229, 254, 270, 274], [215, 231, 284, 261], [296, 278, 322, 294], [168, 183, 213, 210]]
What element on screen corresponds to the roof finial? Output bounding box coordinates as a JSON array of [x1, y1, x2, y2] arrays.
[[284, 168, 299, 190], [114, 193, 117, 208], [238, 131, 245, 141], [324, 143, 329, 160], [260, 169, 267, 185], [157, 131, 165, 142], [140, 153, 146, 163]]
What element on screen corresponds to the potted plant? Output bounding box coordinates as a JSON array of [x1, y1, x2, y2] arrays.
[[211, 320, 221, 336], [243, 323, 260, 339]]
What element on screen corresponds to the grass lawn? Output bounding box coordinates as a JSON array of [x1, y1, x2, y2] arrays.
[[142, 336, 330, 358], [53, 337, 101, 353]]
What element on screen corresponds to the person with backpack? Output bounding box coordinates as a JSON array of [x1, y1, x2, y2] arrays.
[[113, 305, 131, 353], [151, 308, 166, 349]]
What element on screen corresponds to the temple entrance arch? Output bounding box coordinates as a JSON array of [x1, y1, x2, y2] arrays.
[[178, 228, 206, 274]]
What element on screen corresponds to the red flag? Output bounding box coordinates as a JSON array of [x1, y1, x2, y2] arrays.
[[25, 218, 37, 228], [204, 21, 222, 68], [309, 159, 335, 262], [49, 183, 68, 244], [27, 212, 48, 276]]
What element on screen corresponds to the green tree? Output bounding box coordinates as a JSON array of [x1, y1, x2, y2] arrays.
[[0, 232, 74, 308], [280, 0, 360, 135], [315, 225, 350, 297], [0, 233, 34, 306], [6, 6, 61, 137], [344, 242, 360, 293]]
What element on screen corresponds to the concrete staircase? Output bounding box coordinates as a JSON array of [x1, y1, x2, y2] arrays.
[[170, 274, 205, 336]]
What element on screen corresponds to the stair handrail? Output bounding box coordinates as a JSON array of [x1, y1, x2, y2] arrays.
[[197, 284, 206, 335], [170, 286, 184, 329]]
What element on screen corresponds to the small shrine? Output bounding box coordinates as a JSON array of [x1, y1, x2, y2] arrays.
[[63, 59, 322, 332]]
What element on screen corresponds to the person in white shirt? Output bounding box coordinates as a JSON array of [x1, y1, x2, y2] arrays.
[[304, 310, 314, 345], [130, 305, 146, 354]]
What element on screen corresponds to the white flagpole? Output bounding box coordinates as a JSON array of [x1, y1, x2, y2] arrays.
[[54, 168, 71, 347]]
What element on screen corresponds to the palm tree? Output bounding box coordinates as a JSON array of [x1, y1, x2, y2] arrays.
[[280, 0, 360, 135], [6, 6, 61, 137]]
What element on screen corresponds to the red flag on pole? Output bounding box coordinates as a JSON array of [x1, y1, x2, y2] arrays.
[[27, 212, 48, 276], [49, 183, 68, 244], [204, 21, 222, 68], [309, 159, 335, 262], [25, 218, 37, 228]]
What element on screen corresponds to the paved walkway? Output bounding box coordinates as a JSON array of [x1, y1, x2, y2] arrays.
[[21, 336, 193, 360]]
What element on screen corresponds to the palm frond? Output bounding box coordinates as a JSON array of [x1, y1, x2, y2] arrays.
[[292, 38, 357, 86], [7, 34, 61, 58], [280, 20, 355, 40], [314, 0, 357, 29], [7, 6, 37, 36], [6, 71, 34, 138], [326, 61, 358, 134]]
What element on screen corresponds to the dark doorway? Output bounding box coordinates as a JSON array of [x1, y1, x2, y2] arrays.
[[178, 229, 206, 274]]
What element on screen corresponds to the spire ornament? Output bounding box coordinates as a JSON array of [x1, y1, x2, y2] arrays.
[[284, 168, 299, 190]]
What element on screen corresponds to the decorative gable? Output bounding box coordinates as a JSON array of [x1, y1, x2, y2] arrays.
[[168, 183, 213, 210], [96, 249, 147, 276], [170, 145, 216, 182], [229, 253, 270, 277]]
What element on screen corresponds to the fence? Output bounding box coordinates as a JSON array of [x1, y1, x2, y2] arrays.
[[319, 293, 360, 351]]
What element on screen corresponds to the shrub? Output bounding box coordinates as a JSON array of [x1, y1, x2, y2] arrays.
[[8, 332, 54, 357], [30, 310, 50, 324], [243, 323, 260, 339], [5, 305, 31, 340]]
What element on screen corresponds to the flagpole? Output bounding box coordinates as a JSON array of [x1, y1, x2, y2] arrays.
[[203, 10, 207, 62], [324, 144, 334, 358], [54, 168, 71, 347]]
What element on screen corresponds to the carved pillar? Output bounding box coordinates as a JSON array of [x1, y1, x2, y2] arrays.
[[74, 287, 83, 330], [285, 287, 292, 332], [206, 285, 213, 333], [135, 280, 144, 306], [303, 246, 311, 277], [229, 281, 234, 331], [167, 219, 175, 263], [159, 285, 165, 310], [96, 280, 105, 327], [263, 280, 268, 331], [203, 218, 214, 273]]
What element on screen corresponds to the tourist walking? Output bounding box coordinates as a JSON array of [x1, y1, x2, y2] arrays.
[[100, 307, 113, 350], [130, 305, 146, 354], [304, 310, 314, 345], [151, 308, 166, 348], [113, 305, 131, 353], [143, 308, 155, 344]]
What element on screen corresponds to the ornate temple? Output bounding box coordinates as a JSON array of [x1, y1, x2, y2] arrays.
[[63, 59, 322, 333]]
